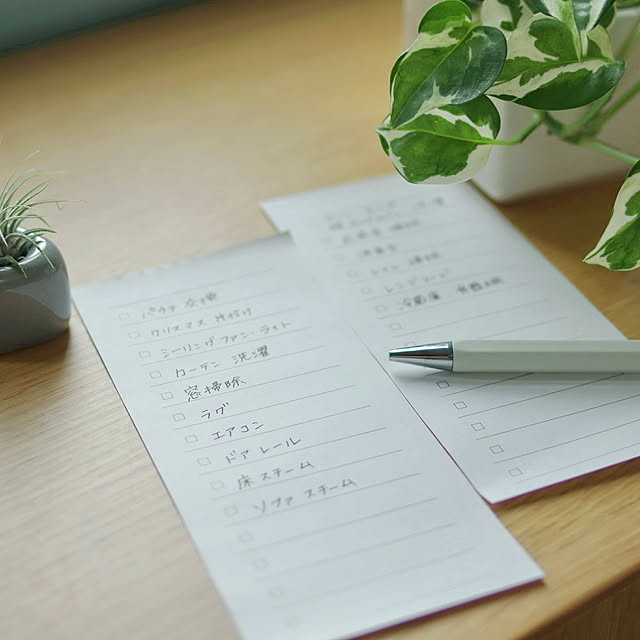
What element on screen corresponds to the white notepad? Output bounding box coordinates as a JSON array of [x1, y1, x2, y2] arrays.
[[261, 174, 640, 503], [73, 234, 542, 640]]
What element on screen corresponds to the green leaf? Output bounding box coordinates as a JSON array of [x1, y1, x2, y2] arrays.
[[389, 51, 409, 94], [390, 0, 506, 127], [378, 95, 501, 184], [523, 0, 614, 55], [481, 0, 534, 34], [488, 16, 625, 109], [585, 161, 640, 270]]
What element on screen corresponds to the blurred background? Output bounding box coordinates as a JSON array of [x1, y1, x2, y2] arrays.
[[0, 0, 200, 52]]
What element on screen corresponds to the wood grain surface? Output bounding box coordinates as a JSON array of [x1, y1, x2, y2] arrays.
[[1, 1, 639, 639]]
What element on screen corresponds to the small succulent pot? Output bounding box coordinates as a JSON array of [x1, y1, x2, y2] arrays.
[[0, 236, 71, 355]]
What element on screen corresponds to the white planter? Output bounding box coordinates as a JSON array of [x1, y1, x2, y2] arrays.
[[402, 1, 640, 201]]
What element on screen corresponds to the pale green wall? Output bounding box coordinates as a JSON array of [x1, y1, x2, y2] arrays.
[[0, 0, 198, 52]]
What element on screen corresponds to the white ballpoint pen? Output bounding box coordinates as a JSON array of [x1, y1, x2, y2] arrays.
[[388, 339, 640, 373]]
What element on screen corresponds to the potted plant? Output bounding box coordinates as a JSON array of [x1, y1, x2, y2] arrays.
[[378, 0, 640, 270], [0, 163, 71, 354]]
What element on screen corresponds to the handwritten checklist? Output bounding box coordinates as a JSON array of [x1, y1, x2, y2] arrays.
[[262, 174, 640, 503], [73, 234, 542, 640]]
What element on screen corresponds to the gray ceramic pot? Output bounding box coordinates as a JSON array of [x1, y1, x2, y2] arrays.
[[0, 237, 71, 354]]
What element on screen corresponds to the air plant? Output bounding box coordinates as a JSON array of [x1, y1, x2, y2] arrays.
[[0, 160, 64, 277]]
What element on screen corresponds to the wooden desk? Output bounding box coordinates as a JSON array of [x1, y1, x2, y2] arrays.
[[1, 1, 639, 638]]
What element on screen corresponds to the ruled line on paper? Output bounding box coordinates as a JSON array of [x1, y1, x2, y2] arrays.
[[271, 547, 476, 609], [256, 522, 457, 580], [210, 449, 404, 500], [151, 345, 327, 387], [438, 374, 532, 397], [120, 287, 286, 327], [163, 365, 343, 408], [361, 267, 518, 303], [457, 374, 623, 418], [140, 326, 313, 366], [518, 440, 640, 482], [240, 497, 440, 552], [331, 224, 519, 269], [108, 267, 273, 309], [129, 306, 303, 346], [376, 282, 529, 321], [172, 385, 358, 429], [493, 418, 640, 463], [479, 317, 570, 339], [350, 245, 518, 286], [185, 406, 372, 452], [476, 391, 640, 439], [332, 225, 480, 268], [227, 473, 422, 525], [200, 427, 390, 475], [391, 300, 548, 340]]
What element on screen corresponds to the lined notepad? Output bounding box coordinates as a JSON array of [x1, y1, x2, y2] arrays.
[[73, 234, 542, 640], [262, 174, 640, 503]]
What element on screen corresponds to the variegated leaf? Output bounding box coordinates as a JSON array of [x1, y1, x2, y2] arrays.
[[378, 95, 501, 184], [524, 0, 614, 55], [390, 0, 506, 127], [488, 15, 625, 109], [585, 161, 640, 270], [481, 0, 534, 35]]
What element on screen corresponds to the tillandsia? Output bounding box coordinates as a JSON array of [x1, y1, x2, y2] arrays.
[[377, 0, 640, 270], [0, 163, 63, 277]]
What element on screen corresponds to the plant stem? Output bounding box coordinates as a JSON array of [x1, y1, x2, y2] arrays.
[[616, 13, 640, 60], [557, 90, 614, 136], [586, 79, 640, 131], [572, 137, 640, 165], [491, 112, 544, 146]]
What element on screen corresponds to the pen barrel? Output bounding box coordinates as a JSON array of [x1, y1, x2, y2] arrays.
[[453, 340, 640, 373]]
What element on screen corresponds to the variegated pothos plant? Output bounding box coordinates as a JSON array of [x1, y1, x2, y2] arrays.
[[377, 0, 640, 270]]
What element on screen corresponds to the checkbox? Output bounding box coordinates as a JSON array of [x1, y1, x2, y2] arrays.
[[389, 323, 402, 330], [361, 287, 372, 295], [128, 331, 140, 339], [210, 480, 225, 490], [149, 371, 162, 379], [489, 444, 504, 454], [269, 586, 284, 599], [471, 422, 485, 432], [453, 401, 467, 409], [172, 413, 185, 422], [508, 468, 523, 477], [238, 531, 253, 543], [184, 434, 198, 444], [375, 305, 388, 313], [138, 350, 151, 359], [436, 380, 450, 389], [224, 505, 238, 517], [197, 457, 211, 466], [161, 391, 174, 400], [118, 312, 131, 321], [253, 558, 268, 570]]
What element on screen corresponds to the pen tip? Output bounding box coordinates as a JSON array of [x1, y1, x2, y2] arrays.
[[387, 342, 453, 371]]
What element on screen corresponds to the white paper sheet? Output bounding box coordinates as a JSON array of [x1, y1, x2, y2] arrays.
[[73, 234, 542, 640], [261, 175, 640, 503]]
